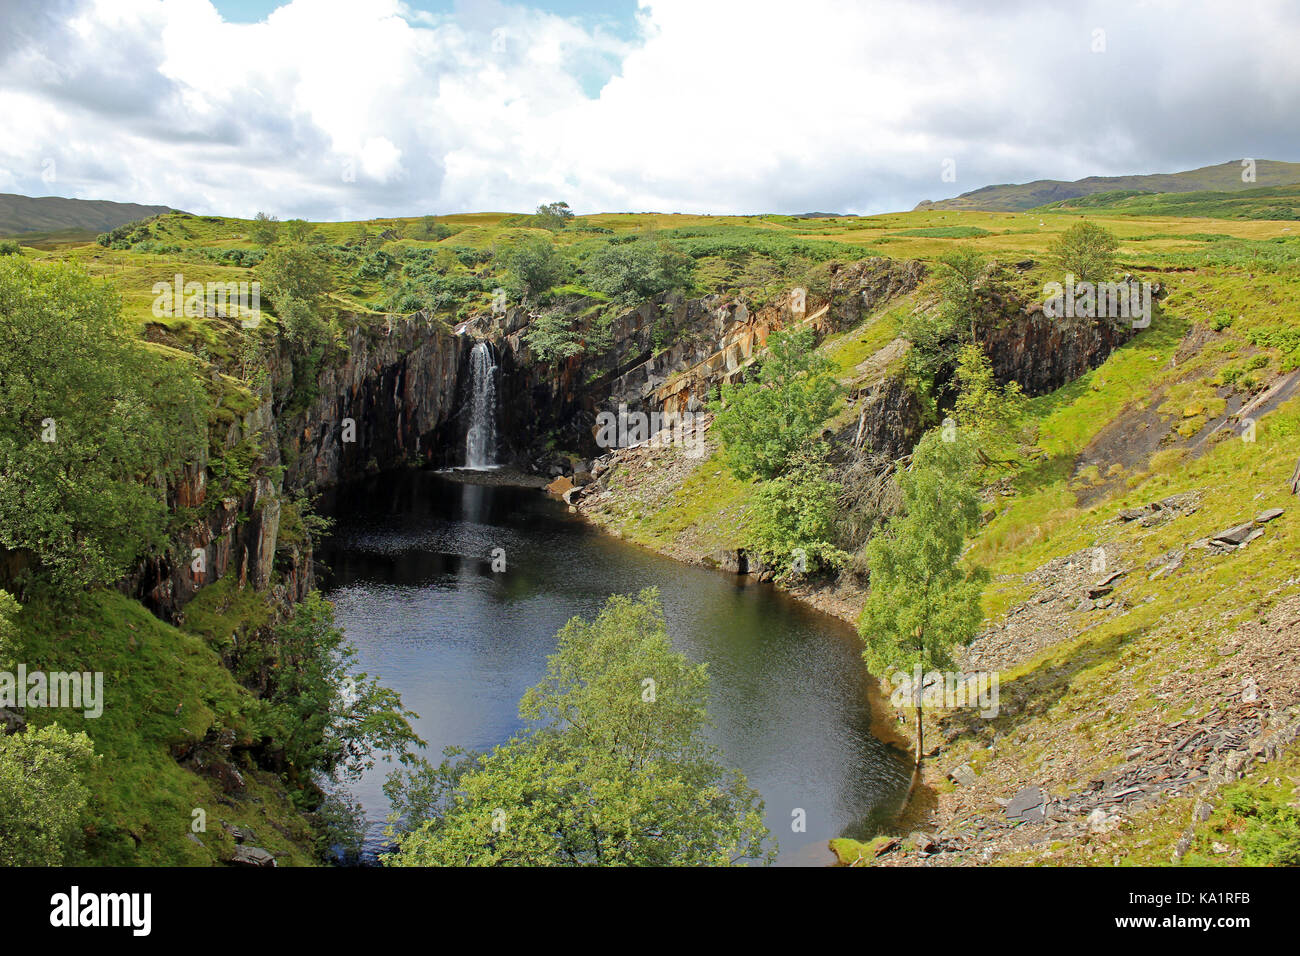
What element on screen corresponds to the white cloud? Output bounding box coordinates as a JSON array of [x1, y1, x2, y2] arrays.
[[0, 0, 1296, 218]]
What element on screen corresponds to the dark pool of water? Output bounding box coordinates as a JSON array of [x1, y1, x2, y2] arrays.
[[316, 469, 911, 865]]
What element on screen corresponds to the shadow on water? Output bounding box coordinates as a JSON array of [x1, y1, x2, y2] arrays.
[[316, 469, 913, 866]]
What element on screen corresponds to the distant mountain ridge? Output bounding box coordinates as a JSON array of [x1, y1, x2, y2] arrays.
[[914, 160, 1300, 212], [0, 192, 176, 237]]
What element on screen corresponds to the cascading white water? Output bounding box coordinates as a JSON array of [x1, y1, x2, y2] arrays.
[[464, 341, 499, 469]]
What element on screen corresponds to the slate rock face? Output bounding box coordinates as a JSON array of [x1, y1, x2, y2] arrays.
[[982, 310, 1137, 398]]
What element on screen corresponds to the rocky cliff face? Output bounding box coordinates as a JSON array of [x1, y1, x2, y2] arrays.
[[130, 255, 1138, 619], [131, 311, 469, 621], [476, 256, 927, 467], [980, 310, 1137, 397]]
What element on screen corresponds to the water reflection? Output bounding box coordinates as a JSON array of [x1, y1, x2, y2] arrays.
[[317, 470, 912, 865]]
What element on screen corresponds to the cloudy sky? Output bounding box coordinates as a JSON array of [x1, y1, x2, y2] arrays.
[[1, 0, 1297, 219]]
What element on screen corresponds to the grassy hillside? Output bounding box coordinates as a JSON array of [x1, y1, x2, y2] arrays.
[[1036, 183, 1300, 221], [16, 587, 316, 865], [917, 159, 1300, 212]]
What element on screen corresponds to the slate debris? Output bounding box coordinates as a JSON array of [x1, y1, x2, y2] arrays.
[[1005, 786, 1047, 823]]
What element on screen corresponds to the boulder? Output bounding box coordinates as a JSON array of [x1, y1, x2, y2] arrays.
[[1256, 507, 1284, 523], [1212, 523, 1254, 546], [948, 764, 977, 788], [229, 845, 277, 867], [545, 475, 574, 498], [717, 550, 742, 573], [1087, 808, 1120, 834], [1005, 786, 1047, 823], [0, 707, 25, 736]]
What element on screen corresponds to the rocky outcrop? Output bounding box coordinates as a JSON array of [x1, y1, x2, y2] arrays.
[[843, 373, 925, 460], [130, 311, 469, 621], [480, 256, 926, 465], [278, 314, 468, 488], [980, 311, 1136, 398]]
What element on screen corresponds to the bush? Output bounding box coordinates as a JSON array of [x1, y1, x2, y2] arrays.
[[710, 328, 843, 481], [0, 723, 98, 865], [0, 258, 208, 589], [748, 445, 847, 579], [383, 590, 771, 866], [249, 211, 279, 245], [521, 308, 605, 365], [253, 592, 420, 792], [503, 237, 565, 300], [0, 240, 21, 256], [583, 239, 694, 304]]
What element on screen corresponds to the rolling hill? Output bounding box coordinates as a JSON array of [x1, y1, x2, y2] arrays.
[[0, 192, 176, 239], [915, 159, 1300, 212]]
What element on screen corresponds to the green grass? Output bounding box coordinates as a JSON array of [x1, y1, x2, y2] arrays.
[[16, 588, 315, 865]]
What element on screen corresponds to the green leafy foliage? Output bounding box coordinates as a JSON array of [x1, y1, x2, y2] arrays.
[[248, 211, 280, 245], [0, 258, 208, 591], [0, 723, 98, 865], [1219, 780, 1300, 865], [933, 248, 988, 342], [253, 592, 421, 795], [858, 429, 988, 762], [747, 444, 847, 579], [503, 237, 566, 300], [528, 201, 575, 231], [384, 589, 772, 866], [951, 343, 1029, 468], [1049, 220, 1119, 283], [521, 308, 601, 365], [257, 242, 332, 348], [710, 328, 843, 481], [583, 238, 694, 304]]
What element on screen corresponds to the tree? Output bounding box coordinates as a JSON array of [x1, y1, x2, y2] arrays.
[[0, 589, 18, 671], [521, 308, 593, 365], [902, 247, 990, 385], [858, 428, 988, 766], [0, 258, 208, 591], [583, 239, 694, 304], [280, 219, 316, 244], [531, 201, 575, 231], [256, 242, 332, 347], [384, 589, 773, 866], [253, 592, 421, 790], [249, 211, 279, 245], [504, 237, 565, 300], [414, 215, 451, 241], [934, 248, 988, 344], [747, 443, 847, 580], [951, 343, 1028, 470], [1049, 220, 1119, 283], [0, 723, 98, 865], [709, 328, 843, 480]]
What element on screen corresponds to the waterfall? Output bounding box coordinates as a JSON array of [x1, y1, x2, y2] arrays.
[[465, 341, 499, 469]]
